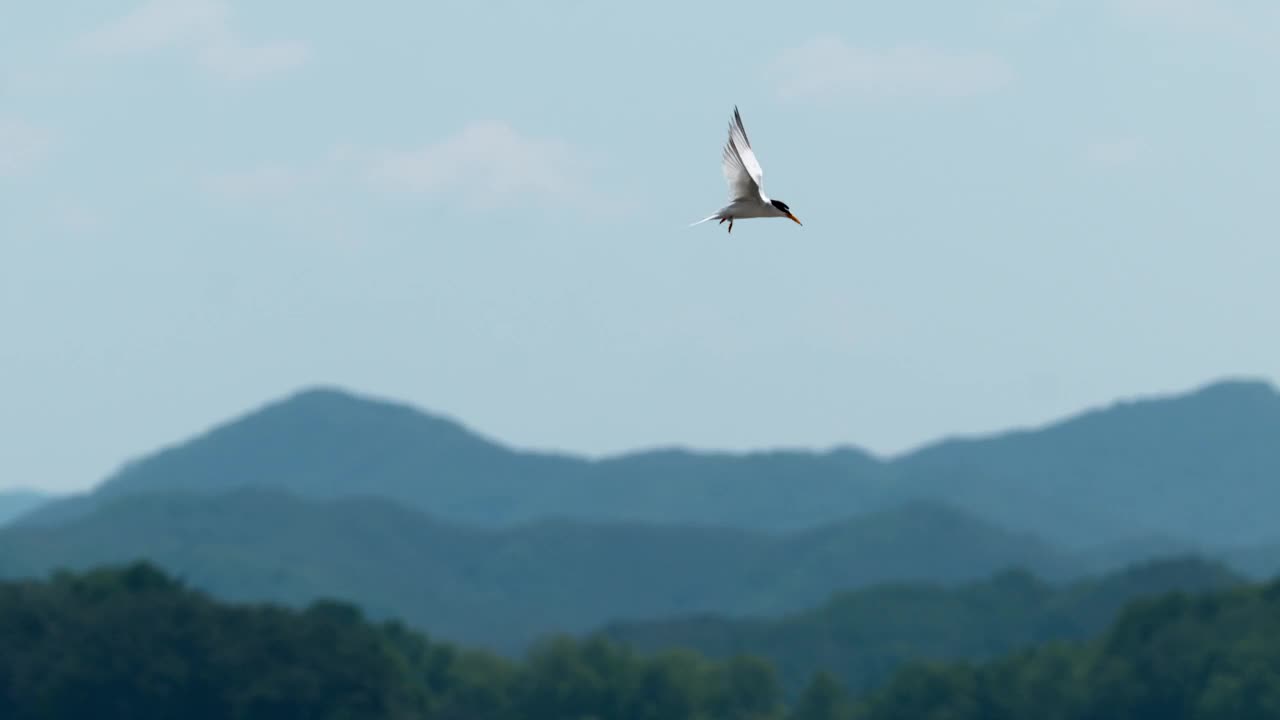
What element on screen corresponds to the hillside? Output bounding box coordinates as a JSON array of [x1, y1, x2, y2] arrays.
[[851, 570, 1280, 719], [600, 556, 1243, 697], [16, 379, 1280, 552], [0, 489, 54, 527], [0, 562, 431, 719], [892, 378, 1280, 548], [7, 560, 1276, 720], [0, 562, 784, 720], [0, 490, 1075, 652]]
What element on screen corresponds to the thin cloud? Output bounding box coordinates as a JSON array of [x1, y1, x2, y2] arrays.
[[1105, 0, 1280, 47], [205, 124, 608, 213], [197, 38, 308, 80], [79, 0, 223, 54], [1083, 136, 1148, 170], [769, 35, 1014, 102], [1110, 0, 1243, 31], [79, 0, 309, 81], [200, 145, 359, 203], [203, 163, 313, 200], [364, 121, 596, 209], [0, 118, 53, 178], [51, 206, 109, 236]]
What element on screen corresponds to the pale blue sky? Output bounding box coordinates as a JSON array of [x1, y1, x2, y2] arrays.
[[3, 1, 1279, 492]]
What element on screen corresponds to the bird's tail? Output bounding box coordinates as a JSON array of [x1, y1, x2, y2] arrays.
[[689, 213, 720, 227]]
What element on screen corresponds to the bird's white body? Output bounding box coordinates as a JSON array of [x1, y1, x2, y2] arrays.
[[691, 106, 802, 232], [712, 197, 788, 220]]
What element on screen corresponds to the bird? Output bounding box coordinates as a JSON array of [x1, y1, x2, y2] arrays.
[[691, 106, 802, 233]]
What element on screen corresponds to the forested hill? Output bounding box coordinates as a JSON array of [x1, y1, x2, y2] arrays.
[[852, 575, 1280, 719], [0, 562, 798, 720], [0, 489, 1072, 652], [600, 555, 1243, 697], [3, 561, 1277, 719]]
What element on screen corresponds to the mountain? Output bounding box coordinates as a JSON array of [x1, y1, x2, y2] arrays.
[[599, 556, 1243, 697], [891, 378, 1280, 548], [0, 489, 1077, 652], [0, 489, 55, 527], [17, 377, 1280, 551], [17, 387, 896, 531], [1219, 540, 1280, 579]]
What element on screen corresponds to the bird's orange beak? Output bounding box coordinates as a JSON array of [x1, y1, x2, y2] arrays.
[[787, 212, 802, 226]]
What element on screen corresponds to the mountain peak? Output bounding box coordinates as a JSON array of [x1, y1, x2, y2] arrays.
[[86, 385, 513, 504], [260, 385, 460, 427], [278, 384, 372, 406], [1184, 376, 1277, 402], [1100, 376, 1276, 412]]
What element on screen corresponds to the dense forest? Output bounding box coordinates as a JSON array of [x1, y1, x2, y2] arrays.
[[853, 579, 1280, 719], [0, 562, 789, 719], [3, 562, 1279, 718]]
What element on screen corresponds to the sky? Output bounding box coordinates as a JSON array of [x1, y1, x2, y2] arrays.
[[3, 1, 1279, 493]]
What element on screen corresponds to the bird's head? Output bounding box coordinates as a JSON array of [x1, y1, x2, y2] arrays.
[[770, 199, 802, 226]]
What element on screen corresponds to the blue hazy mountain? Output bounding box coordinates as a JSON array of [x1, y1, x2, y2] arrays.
[[0, 489, 55, 527], [889, 378, 1280, 548], [17, 378, 1280, 551], [18, 385, 897, 532]]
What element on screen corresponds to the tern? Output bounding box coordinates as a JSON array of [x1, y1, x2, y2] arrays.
[[691, 106, 802, 233]]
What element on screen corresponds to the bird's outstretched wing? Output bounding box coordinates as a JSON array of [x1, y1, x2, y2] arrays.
[[721, 106, 766, 202]]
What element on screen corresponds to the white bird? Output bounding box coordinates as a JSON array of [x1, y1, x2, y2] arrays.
[[691, 106, 802, 233]]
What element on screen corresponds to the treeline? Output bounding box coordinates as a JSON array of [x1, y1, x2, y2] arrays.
[[2, 562, 1279, 719], [0, 562, 793, 719], [852, 581, 1280, 719]]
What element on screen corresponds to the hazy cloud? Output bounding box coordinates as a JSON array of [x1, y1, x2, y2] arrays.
[[999, 0, 1068, 30], [1083, 136, 1148, 170], [200, 144, 363, 203], [769, 35, 1014, 102], [79, 0, 223, 53], [1110, 0, 1241, 29], [203, 163, 313, 200], [1106, 0, 1280, 44], [205, 123, 601, 212], [55, 206, 109, 236], [364, 122, 594, 208], [0, 118, 52, 178], [197, 38, 308, 80], [79, 0, 308, 80]]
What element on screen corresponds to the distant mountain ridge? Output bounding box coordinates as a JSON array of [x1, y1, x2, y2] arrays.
[[15, 377, 1280, 550], [889, 378, 1280, 548], [19, 386, 897, 532], [0, 489, 55, 527], [0, 489, 1075, 652]]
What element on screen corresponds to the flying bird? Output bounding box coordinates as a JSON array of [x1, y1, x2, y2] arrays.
[[691, 106, 802, 233]]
